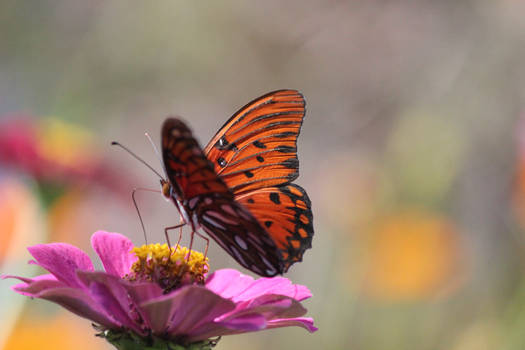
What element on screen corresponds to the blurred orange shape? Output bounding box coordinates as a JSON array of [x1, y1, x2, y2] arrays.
[[46, 189, 94, 249], [362, 210, 464, 300], [0, 178, 46, 349], [3, 311, 108, 350]]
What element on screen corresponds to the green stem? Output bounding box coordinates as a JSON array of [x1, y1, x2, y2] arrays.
[[95, 328, 219, 350]]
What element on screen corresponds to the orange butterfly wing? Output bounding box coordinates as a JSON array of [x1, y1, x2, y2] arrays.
[[161, 118, 285, 276], [204, 90, 305, 194], [236, 184, 313, 271], [204, 90, 314, 272], [162, 117, 231, 200]]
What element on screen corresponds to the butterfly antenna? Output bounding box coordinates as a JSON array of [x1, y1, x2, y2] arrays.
[[111, 141, 164, 179], [145, 132, 168, 177]]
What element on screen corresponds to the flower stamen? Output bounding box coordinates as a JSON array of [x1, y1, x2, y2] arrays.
[[127, 244, 209, 292]]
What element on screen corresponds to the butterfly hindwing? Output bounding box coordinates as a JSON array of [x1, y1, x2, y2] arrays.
[[236, 183, 313, 272], [204, 90, 306, 194], [196, 195, 285, 276]]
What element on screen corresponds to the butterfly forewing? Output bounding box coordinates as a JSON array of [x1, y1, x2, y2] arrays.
[[204, 90, 306, 194], [162, 118, 232, 200]]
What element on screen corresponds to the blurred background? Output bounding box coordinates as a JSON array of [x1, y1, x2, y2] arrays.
[[1, 1, 525, 349]]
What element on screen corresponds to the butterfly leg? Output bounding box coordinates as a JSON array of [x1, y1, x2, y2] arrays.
[[186, 231, 209, 260], [174, 216, 185, 250], [132, 187, 161, 244], [164, 222, 187, 249], [194, 231, 210, 259]]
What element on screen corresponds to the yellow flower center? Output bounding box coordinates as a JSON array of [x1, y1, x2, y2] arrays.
[[127, 244, 209, 292]]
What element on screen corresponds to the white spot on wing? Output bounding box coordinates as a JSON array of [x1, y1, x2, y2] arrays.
[[202, 214, 226, 230], [266, 268, 277, 276], [260, 254, 277, 275], [188, 197, 199, 210], [205, 197, 213, 205], [230, 245, 248, 267], [234, 235, 248, 250], [221, 204, 236, 216], [207, 211, 238, 225]]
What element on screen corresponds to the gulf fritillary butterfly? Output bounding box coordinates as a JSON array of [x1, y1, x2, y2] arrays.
[[159, 90, 313, 277]]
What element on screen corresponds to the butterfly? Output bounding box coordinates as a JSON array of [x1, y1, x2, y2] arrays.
[[159, 90, 313, 277]]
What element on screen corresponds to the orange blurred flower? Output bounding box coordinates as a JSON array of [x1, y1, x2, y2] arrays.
[[3, 310, 108, 350], [361, 209, 464, 300], [0, 178, 45, 348]]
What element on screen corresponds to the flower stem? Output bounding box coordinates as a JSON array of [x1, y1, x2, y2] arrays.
[[96, 327, 219, 350]]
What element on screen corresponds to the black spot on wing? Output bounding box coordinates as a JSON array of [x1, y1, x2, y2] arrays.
[[269, 192, 280, 204], [282, 158, 299, 169], [247, 198, 255, 204], [264, 220, 273, 228], [253, 140, 266, 149], [276, 145, 296, 153], [275, 131, 297, 138], [256, 155, 264, 163], [244, 170, 254, 178], [216, 136, 229, 149], [217, 157, 226, 167]]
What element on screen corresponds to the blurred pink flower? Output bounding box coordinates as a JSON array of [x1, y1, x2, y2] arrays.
[[4, 231, 316, 348], [0, 117, 126, 196]]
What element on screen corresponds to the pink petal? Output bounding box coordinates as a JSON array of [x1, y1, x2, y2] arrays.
[[216, 314, 267, 332], [224, 294, 307, 320], [120, 279, 164, 306], [140, 286, 235, 336], [205, 269, 254, 298], [27, 243, 94, 288], [231, 276, 312, 303], [267, 317, 318, 332], [77, 271, 145, 335], [91, 231, 137, 277], [37, 286, 120, 329], [2, 273, 57, 285], [186, 314, 267, 342], [6, 274, 65, 297]]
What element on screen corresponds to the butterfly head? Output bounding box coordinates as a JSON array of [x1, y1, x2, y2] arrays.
[[160, 179, 173, 202]]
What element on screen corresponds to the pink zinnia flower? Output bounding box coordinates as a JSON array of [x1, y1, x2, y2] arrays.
[[3, 231, 316, 349]]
